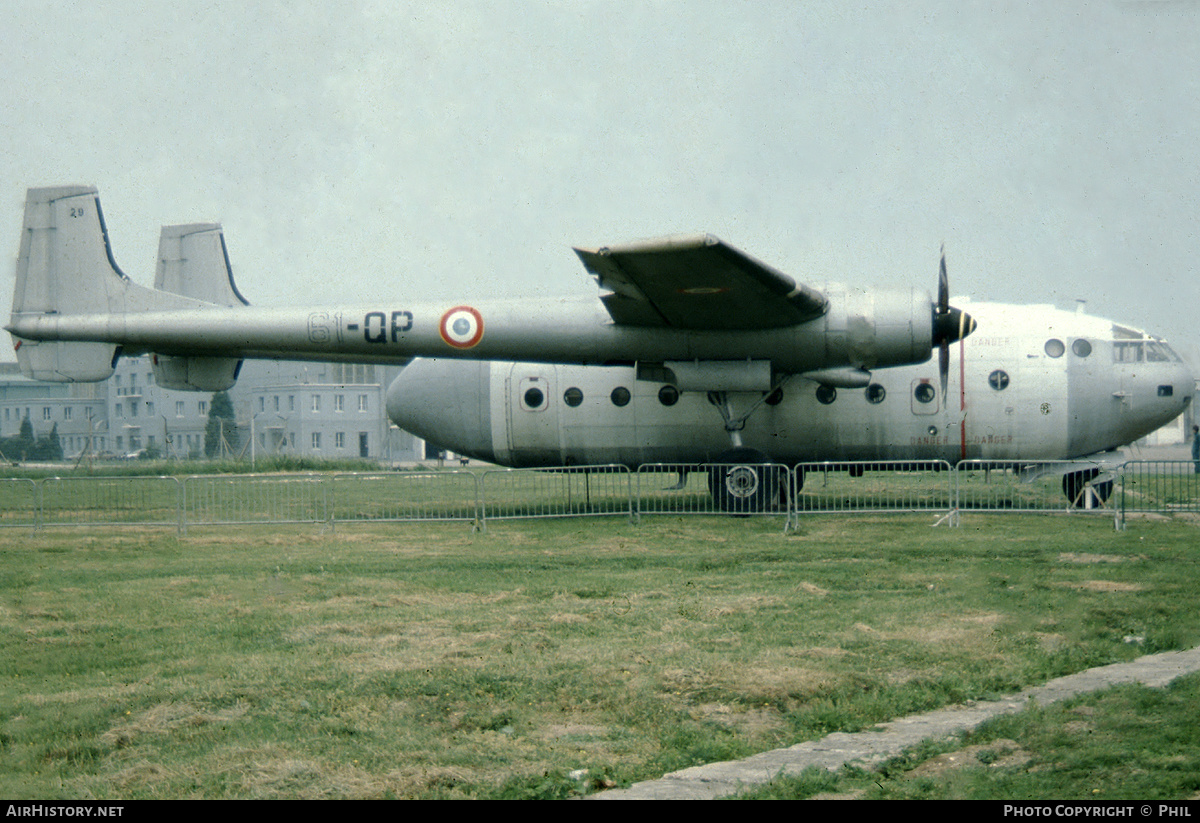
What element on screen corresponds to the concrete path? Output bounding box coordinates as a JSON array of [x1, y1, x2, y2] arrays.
[[592, 645, 1200, 800]]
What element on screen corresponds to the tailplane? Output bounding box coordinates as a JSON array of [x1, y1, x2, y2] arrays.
[[10, 186, 240, 388]]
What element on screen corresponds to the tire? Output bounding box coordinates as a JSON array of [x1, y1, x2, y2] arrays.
[[708, 448, 779, 514], [1062, 469, 1112, 507]]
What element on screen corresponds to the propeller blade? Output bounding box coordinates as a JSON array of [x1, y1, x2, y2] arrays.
[[938, 245, 949, 317], [939, 340, 949, 400]]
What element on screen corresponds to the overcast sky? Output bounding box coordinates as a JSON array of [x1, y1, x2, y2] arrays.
[[3, 1, 1199, 362]]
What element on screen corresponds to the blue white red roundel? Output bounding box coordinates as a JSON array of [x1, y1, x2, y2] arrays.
[[439, 306, 484, 349]]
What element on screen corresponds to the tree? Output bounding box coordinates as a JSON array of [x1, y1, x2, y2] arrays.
[[31, 422, 63, 461], [204, 391, 239, 458]]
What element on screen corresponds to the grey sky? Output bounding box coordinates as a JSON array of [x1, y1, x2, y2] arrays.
[[3, 1, 1198, 361]]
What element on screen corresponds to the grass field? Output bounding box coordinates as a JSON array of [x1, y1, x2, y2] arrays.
[[2, 513, 1199, 799]]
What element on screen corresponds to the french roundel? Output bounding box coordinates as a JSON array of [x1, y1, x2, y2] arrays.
[[439, 306, 485, 349]]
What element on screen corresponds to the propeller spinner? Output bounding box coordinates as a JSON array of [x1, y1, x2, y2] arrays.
[[932, 248, 976, 398]]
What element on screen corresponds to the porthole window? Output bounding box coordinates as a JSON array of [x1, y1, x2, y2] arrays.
[[914, 382, 936, 404], [1045, 338, 1065, 358], [563, 387, 583, 407], [988, 369, 1010, 391], [765, 387, 784, 406], [866, 383, 886, 404], [657, 385, 679, 406], [610, 386, 631, 407], [1072, 338, 1092, 358], [523, 387, 545, 409], [816, 385, 837, 405]]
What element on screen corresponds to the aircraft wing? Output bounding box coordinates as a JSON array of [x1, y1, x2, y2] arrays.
[[574, 233, 828, 330]]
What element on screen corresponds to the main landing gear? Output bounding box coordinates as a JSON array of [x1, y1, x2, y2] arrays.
[[705, 389, 797, 514], [1063, 468, 1113, 508]]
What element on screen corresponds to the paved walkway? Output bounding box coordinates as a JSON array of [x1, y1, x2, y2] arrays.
[[592, 645, 1200, 800]]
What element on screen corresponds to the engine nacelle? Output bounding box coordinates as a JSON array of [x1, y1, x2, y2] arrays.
[[152, 354, 242, 392]]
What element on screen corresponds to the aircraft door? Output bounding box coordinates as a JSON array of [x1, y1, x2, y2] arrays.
[[505, 364, 562, 466]]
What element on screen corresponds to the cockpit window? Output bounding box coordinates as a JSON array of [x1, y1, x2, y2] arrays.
[[1045, 339, 1065, 358], [1071, 339, 1092, 358], [1114, 341, 1180, 363]]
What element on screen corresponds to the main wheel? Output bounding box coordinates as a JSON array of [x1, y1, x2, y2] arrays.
[[1062, 469, 1113, 507], [708, 448, 779, 514]]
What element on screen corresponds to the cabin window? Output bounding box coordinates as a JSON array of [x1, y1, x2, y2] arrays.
[[865, 383, 886, 404], [1158, 385, 1174, 397], [610, 387, 631, 407], [658, 385, 679, 406], [816, 385, 837, 405], [914, 383, 936, 403], [523, 387, 545, 409], [988, 370, 1010, 391], [563, 387, 584, 407], [1045, 339, 1065, 358], [1072, 338, 1092, 358]]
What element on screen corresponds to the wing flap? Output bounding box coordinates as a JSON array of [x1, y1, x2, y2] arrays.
[[574, 233, 827, 330]]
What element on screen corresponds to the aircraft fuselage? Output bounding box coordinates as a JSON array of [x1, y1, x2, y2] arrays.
[[386, 301, 1193, 467]]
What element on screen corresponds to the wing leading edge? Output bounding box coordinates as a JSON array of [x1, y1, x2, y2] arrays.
[[574, 233, 828, 330]]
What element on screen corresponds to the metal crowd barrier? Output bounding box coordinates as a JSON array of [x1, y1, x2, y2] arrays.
[[183, 473, 328, 529], [329, 470, 480, 527], [480, 465, 633, 526], [40, 475, 183, 530], [1118, 460, 1199, 527], [5, 458, 1198, 533], [0, 477, 39, 530], [794, 461, 953, 515]]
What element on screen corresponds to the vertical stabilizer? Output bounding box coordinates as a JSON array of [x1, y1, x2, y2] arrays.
[[11, 186, 122, 381], [151, 223, 247, 391], [154, 223, 250, 307]]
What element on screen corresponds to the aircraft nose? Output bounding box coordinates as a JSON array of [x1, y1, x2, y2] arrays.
[[385, 359, 497, 462]]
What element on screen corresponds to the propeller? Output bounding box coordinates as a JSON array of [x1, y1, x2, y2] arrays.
[[932, 246, 975, 399]]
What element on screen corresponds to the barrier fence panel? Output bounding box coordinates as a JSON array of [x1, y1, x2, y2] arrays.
[[793, 461, 954, 514], [953, 460, 1117, 514], [40, 475, 182, 529], [183, 473, 328, 526], [1119, 461, 1199, 524], [0, 478, 39, 529], [481, 465, 632, 523], [636, 463, 793, 520], [329, 471, 480, 525]]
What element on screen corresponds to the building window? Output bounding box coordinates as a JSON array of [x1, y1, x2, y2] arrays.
[[43, 407, 52, 420], [312, 395, 321, 412], [176, 401, 184, 417], [64, 407, 73, 420], [335, 394, 344, 413], [199, 400, 208, 415], [259, 397, 265, 412], [335, 432, 345, 449], [288, 395, 295, 412], [311, 432, 322, 450], [358, 394, 368, 412], [273, 396, 280, 412]]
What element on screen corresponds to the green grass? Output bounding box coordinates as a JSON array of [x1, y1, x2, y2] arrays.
[[738, 673, 1200, 799], [2, 515, 1199, 798]]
